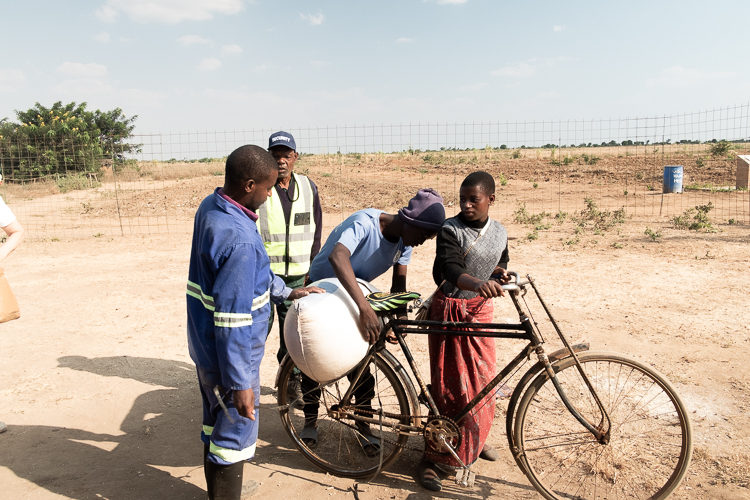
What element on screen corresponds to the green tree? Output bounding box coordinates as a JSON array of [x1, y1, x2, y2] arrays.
[[0, 101, 139, 180]]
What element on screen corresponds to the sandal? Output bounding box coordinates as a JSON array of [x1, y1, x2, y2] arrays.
[[356, 430, 381, 457], [418, 459, 442, 492], [300, 427, 317, 449]]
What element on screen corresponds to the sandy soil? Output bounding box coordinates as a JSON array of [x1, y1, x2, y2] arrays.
[[1, 207, 749, 499]]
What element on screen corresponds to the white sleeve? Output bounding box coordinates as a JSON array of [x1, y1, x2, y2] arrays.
[[0, 196, 17, 228]]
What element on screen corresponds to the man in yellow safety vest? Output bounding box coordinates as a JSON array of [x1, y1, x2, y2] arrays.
[[258, 131, 322, 407]]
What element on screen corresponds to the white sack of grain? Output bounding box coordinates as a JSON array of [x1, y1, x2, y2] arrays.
[[284, 278, 378, 384]]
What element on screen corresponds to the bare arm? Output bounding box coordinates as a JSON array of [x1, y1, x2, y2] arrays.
[[390, 263, 407, 293], [329, 243, 380, 344], [0, 221, 25, 262]]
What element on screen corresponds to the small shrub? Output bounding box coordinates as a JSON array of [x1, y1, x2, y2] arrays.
[[532, 182, 538, 189], [636, 171, 644, 181], [709, 140, 732, 157], [563, 235, 580, 246], [672, 202, 718, 232], [554, 211, 567, 224], [527, 230, 539, 241], [644, 227, 662, 241], [581, 153, 600, 165], [423, 153, 443, 166], [498, 173, 508, 186], [647, 185, 654, 191], [611, 242, 624, 249], [511, 149, 521, 159], [56, 173, 101, 193], [513, 202, 549, 225], [624, 190, 628, 196]]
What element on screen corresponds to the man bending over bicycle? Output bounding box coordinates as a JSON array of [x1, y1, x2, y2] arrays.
[[300, 189, 446, 453]]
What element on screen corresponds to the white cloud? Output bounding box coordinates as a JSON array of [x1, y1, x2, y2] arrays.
[[57, 62, 108, 78], [646, 66, 735, 88], [300, 12, 325, 25], [491, 62, 535, 78], [96, 5, 118, 23], [310, 61, 328, 67], [94, 31, 111, 43], [178, 35, 213, 46], [53, 63, 110, 97], [0, 69, 26, 83], [198, 58, 222, 71], [459, 82, 489, 92], [221, 44, 243, 55], [96, 0, 245, 24], [0, 69, 26, 93], [396, 37, 413, 43], [553, 25, 566, 32]]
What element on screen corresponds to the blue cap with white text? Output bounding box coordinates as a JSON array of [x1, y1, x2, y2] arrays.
[[268, 131, 296, 151]]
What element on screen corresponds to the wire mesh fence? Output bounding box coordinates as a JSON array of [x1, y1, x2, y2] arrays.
[[1, 104, 748, 240]]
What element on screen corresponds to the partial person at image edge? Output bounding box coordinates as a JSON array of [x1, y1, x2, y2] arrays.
[[0, 173, 26, 436]]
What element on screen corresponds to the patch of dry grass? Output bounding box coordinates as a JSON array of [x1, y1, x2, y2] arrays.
[[691, 446, 750, 488]]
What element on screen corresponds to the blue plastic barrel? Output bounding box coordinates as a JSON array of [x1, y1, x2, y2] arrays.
[[663, 165, 683, 193]]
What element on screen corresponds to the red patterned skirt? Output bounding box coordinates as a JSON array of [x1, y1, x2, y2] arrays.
[[427, 289, 496, 467]]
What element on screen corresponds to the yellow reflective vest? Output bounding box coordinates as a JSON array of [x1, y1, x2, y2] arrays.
[[257, 174, 315, 277]]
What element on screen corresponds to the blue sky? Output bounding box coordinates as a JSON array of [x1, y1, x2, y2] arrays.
[[1, 0, 748, 134]]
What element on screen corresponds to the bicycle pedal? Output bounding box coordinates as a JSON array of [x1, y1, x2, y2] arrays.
[[454, 468, 475, 487]]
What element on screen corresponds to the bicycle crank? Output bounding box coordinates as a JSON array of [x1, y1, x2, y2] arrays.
[[423, 416, 461, 454]]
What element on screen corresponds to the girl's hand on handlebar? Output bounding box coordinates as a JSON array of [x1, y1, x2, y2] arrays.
[[491, 267, 511, 284], [475, 279, 506, 298]]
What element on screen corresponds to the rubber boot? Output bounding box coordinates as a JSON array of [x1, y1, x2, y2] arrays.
[[204, 446, 258, 499]]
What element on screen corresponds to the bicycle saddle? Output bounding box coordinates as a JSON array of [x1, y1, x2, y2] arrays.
[[366, 291, 421, 312]]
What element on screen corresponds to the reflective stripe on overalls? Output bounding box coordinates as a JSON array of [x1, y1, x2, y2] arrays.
[[257, 173, 314, 277]]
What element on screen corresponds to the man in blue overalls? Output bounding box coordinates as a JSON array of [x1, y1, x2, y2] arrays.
[[187, 145, 323, 499]]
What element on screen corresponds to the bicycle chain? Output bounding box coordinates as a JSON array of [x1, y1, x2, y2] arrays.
[[332, 406, 456, 455]]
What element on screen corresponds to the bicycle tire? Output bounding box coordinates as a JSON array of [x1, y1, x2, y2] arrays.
[[514, 351, 692, 500], [278, 351, 417, 479]]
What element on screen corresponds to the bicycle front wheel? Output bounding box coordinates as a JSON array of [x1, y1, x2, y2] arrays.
[[278, 351, 417, 479], [514, 352, 692, 500]]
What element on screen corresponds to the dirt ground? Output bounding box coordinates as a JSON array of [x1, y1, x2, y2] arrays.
[[1, 200, 749, 499]]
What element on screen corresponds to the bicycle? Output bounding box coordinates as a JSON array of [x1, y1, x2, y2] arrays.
[[276, 272, 693, 500]]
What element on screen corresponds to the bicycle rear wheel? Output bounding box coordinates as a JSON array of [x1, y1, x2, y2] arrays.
[[278, 351, 417, 479], [514, 352, 692, 500]]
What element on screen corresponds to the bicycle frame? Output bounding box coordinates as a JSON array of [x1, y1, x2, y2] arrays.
[[336, 274, 612, 445]]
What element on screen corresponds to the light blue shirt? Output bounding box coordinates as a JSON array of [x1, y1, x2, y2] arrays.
[[309, 209, 412, 283]]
